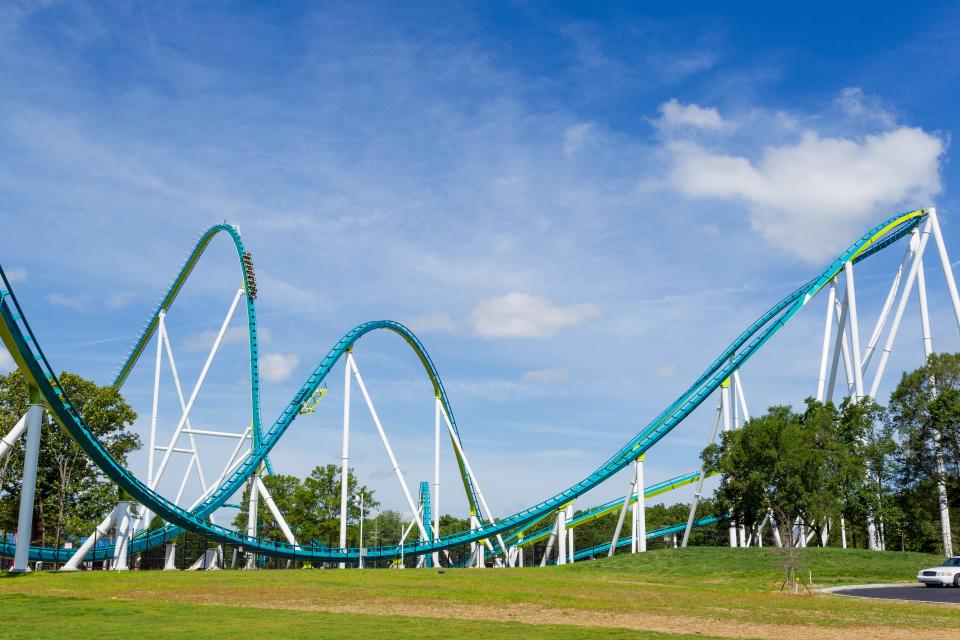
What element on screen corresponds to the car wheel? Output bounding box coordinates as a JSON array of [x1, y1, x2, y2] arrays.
[[954, 574, 960, 588]]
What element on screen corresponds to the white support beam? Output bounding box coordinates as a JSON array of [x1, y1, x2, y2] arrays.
[[350, 355, 429, 542], [721, 379, 737, 548], [439, 405, 510, 556], [608, 465, 638, 557], [862, 237, 916, 372], [256, 476, 300, 548], [0, 413, 26, 463], [631, 456, 646, 553], [844, 261, 866, 399], [928, 207, 960, 333], [11, 400, 43, 573], [826, 283, 849, 404], [682, 402, 722, 548], [339, 352, 353, 568], [917, 254, 954, 558], [869, 217, 933, 399], [433, 396, 441, 568], [151, 288, 244, 491]]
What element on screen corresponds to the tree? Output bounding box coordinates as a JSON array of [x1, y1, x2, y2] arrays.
[[888, 353, 960, 553], [705, 400, 868, 548], [232, 464, 378, 549], [0, 370, 140, 551]]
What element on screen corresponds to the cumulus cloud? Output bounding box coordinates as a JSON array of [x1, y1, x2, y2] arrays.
[[656, 98, 726, 131], [469, 292, 601, 338], [521, 367, 571, 385], [405, 311, 456, 334], [655, 362, 679, 378], [563, 122, 595, 156], [4, 267, 27, 283], [0, 346, 14, 373], [260, 352, 300, 383], [47, 292, 91, 310], [184, 325, 252, 352], [666, 126, 944, 262]]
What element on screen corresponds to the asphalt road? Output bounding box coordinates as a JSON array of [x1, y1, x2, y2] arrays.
[[834, 584, 960, 604]]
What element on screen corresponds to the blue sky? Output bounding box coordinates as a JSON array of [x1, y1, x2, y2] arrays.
[[2, 1, 960, 522]]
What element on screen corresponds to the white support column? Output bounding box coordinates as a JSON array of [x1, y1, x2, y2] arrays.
[[816, 283, 837, 402], [567, 503, 575, 563], [339, 352, 353, 568], [869, 217, 932, 398], [733, 371, 750, 423], [631, 456, 646, 553], [928, 207, 960, 332], [840, 516, 847, 549], [863, 237, 916, 371], [12, 397, 43, 573], [433, 396, 441, 568], [439, 406, 510, 556], [539, 520, 559, 567], [0, 414, 27, 463], [256, 476, 300, 548], [557, 507, 567, 565], [843, 262, 866, 399], [61, 507, 118, 571], [917, 257, 954, 558], [151, 288, 244, 490], [350, 355, 429, 541], [164, 544, 178, 570], [721, 379, 737, 548], [112, 501, 132, 571], [147, 311, 164, 487], [769, 510, 783, 548], [682, 403, 722, 548], [609, 465, 638, 557], [827, 285, 851, 404], [245, 473, 259, 569]]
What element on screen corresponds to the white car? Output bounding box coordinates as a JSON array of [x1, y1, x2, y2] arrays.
[[917, 556, 960, 587]]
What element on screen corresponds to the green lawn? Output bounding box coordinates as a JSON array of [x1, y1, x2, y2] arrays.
[[1, 547, 957, 640]]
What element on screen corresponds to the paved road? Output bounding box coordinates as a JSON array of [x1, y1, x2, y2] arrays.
[[834, 584, 960, 604]]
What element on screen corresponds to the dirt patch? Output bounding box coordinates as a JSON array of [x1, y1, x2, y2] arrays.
[[126, 590, 951, 640]]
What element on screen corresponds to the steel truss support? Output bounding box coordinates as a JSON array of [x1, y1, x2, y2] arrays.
[[609, 466, 637, 557]]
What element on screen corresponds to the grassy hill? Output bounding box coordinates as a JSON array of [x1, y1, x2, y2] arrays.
[[2, 547, 957, 639]]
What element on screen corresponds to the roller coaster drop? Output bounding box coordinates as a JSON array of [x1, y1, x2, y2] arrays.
[[1, 207, 958, 571]]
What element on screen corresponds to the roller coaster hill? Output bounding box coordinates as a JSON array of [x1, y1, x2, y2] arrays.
[[0, 207, 958, 571]]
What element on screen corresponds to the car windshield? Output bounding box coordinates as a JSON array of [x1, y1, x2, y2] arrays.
[[939, 557, 960, 567]]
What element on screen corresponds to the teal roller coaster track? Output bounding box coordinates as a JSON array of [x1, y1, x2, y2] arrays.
[[0, 209, 935, 563]]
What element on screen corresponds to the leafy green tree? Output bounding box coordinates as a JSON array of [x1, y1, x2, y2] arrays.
[[888, 352, 960, 553], [706, 400, 850, 546], [232, 464, 378, 549], [0, 370, 139, 551]]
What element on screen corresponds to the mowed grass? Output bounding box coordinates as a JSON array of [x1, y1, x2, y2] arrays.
[[1, 547, 958, 640]]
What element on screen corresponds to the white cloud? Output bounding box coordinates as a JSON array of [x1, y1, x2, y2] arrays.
[[655, 362, 679, 378], [521, 367, 571, 385], [836, 87, 895, 128], [666, 127, 944, 262], [0, 346, 14, 373], [405, 311, 456, 334], [4, 267, 27, 283], [260, 352, 300, 383], [47, 292, 91, 310], [656, 98, 726, 131], [183, 325, 251, 352], [469, 292, 601, 338], [563, 122, 595, 157], [106, 291, 136, 309]]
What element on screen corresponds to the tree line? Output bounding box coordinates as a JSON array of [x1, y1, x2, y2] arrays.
[[704, 353, 960, 554]]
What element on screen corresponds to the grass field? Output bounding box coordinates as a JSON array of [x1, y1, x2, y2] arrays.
[[2, 547, 958, 639]]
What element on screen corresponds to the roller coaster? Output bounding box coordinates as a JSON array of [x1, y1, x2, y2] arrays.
[[1, 206, 958, 571]]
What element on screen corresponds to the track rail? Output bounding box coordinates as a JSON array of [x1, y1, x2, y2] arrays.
[[0, 209, 927, 562]]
